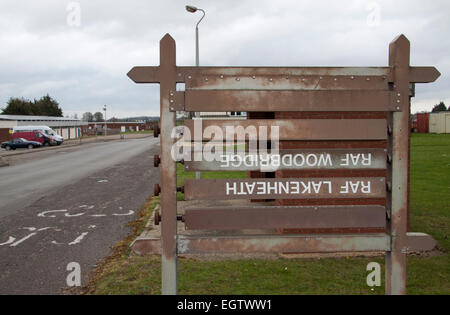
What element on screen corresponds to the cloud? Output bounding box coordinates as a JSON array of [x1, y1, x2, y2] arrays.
[[0, 0, 448, 117]]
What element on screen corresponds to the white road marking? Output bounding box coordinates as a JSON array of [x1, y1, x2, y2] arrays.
[[0, 236, 16, 246], [10, 233, 37, 247], [64, 212, 85, 217], [38, 210, 67, 218], [68, 232, 89, 245], [112, 210, 134, 216], [79, 205, 94, 209], [90, 214, 107, 217], [22, 227, 37, 231]]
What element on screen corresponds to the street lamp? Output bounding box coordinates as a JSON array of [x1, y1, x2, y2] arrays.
[[185, 5, 205, 67], [103, 105, 107, 137], [186, 5, 205, 180]]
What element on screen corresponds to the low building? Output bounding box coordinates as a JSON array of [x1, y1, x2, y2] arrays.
[[0, 115, 88, 143], [429, 112, 450, 134], [83, 121, 157, 136]]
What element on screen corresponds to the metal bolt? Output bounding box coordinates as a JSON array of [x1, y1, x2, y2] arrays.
[[269, 78, 273, 82], [204, 77, 208, 81], [153, 125, 160, 138], [154, 184, 161, 196], [319, 76, 323, 80], [154, 155, 161, 167], [170, 91, 174, 96], [220, 75, 224, 79], [387, 125, 392, 135], [187, 75, 192, 79], [170, 99, 174, 103], [236, 78, 240, 81], [397, 106, 400, 110], [334, 78, 337, 81], [252, 75, 256, 79], [386, 182, 392, 192], [351, 76, 355, 80], [398, 93, 401, 96], [154, 210, 161, 225], [366, 78, 370, 81]]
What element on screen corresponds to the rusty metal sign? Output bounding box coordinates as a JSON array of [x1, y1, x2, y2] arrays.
[[184, 205, 386, 230], [184, 90, 399, 112], [184, 148, 387, 171], [184, 178, 386, 200], [184, 119, 388, 141], [128, 34, 440, 295]]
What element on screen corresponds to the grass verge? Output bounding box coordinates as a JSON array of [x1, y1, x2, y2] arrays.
[[84, 134, 450, 295]]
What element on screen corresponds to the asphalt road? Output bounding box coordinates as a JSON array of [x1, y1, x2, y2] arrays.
[[0, 137, 160, 294]]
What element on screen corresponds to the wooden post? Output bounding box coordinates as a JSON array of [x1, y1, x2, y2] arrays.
[[386, 34, 410, 295], [159, 34, 178, 295]]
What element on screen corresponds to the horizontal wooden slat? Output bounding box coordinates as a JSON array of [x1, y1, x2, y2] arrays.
[[184, 90, 397, 112], [184, 148, 387, 172], [127, 66, 438, 84], [184, 178, 386, 200], [130, 233, 435, 255], [184, 119, 387, 141], [179, 66, 393, 78], [186, 75, 389, 91], [177, 233, 391, 254], [184, 205, 386, 230]]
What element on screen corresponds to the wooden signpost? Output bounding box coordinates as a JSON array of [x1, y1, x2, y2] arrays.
[[128, 34, 439, 295]]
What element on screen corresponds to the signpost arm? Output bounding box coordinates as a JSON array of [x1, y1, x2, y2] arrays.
[[159, 34, 178, 295], [386, 34, 410, 295]]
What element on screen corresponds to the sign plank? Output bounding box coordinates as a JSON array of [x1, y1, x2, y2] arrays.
[[177, 234, 391, 254], [184, 205, 386, 230], [184, 148, 387, 172], [184, 178, 386, 200], [186, 75, 390, 91], [185, 90, 397, 112], [184, 119, 387, 141]]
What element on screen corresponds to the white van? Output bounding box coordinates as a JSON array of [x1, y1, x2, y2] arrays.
[[12, 126, 64, 146]]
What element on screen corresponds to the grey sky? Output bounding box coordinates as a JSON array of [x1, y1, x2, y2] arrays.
[[0, 0, 448, 118]]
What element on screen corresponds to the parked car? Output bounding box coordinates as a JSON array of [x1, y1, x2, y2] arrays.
[[1, 138, 42, 150], [12, 126, 64, 146], [11, 131, 52, 146]]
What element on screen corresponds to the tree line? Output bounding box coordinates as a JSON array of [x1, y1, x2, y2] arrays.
[[431, 101, 449, 113], [1, 95, 63, 117]]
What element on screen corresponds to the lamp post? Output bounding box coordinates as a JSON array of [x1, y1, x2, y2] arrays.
[[186, 5, 205, 180], [103, 105, 107, 137], [185, 5, 205, 67]]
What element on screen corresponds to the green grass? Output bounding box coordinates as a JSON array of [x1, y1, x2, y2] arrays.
[[90, 134, 450, 295]]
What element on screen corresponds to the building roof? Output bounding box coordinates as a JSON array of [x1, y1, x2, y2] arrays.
[[0, 115, 81, 122]]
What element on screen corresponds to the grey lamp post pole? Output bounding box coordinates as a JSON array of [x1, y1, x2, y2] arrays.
[[186, 5, 205, 67], [186, 5, 205, 180], [103, 105, 107, 137]]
